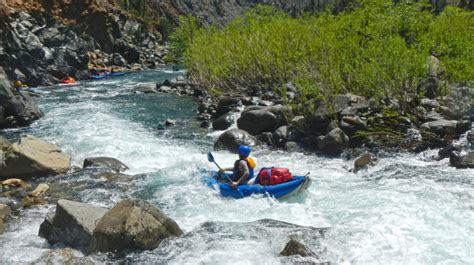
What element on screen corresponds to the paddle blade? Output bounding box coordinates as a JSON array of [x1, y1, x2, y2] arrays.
[[207, 152, 215, 163]]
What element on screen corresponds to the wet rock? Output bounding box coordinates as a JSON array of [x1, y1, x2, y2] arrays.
[[237, 109, 278, 136], [22, 195, 45, 208], [449, 152, 474, 169], [273, 126, 289, 147], [280, 238, 315, 257], [0, 197, 21, 211], [0, 135, 70, 179], [133, 83, 158, 94], [438, 144, 461, 160], [214, 129, 258, 153], [256, 132, 274, 146], [164, 119, 176, 127], [340, 116, 366, 136], [34, 248, 95, 265], [421, 120, 457, 136], [284, 142, 304, 153], [456, 120, 472, 134], [318, 128, 349, 156], [112, 53, 127, 66], [0, 68, 43, 129], [0, 203, 11, 234], [82, 157, 129, 173], [353, 153, 377, 173], [215, 96, 241, 117], [212, 113, 234, 131], [39, 199, 108, 251], [90, 199, 183, 253]]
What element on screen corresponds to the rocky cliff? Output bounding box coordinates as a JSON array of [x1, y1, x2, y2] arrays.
[[0, 0, 165, 87]]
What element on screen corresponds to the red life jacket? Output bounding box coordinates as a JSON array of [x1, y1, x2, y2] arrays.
[[258, 167, 293, 186]]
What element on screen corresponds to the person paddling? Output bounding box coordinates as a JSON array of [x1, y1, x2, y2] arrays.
[[219, 145, 256, 188]]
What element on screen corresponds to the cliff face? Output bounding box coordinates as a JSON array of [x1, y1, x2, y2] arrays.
[[0, 0, 164, 86]]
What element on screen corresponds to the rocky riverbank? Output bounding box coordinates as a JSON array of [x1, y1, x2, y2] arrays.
[[154, 74, 474, 167]]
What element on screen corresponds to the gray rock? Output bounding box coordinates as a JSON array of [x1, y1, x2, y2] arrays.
[[449, 152, 474, 169], [214, 128, 258, 153], [318, 128, 349, 156], [424, 111, 445, 122], [0, 203, 11, 234], [420, 98, 440, 110], [90, 199, 183, 253], [438, 144, 461, 160], [468, 129, 474, 145], [164, 119, 176, 127], [38, 200, 108, 251], [256, 132, 274, 146], [133, 83, 158, 94], [0, 68, 43, 129], [421, 120, 458, 136], [82, 157, 129, 173], [0, 135, 70, 179], [272, 126, 289, 147], [284, 142, 304, 153], [280, 239, 315, 257], [456, 120, 472, 134], [417, 77, 439, 99], [212, 113, 234, 131], [237, 109, 278, 136], [112, 53, 127, 66]]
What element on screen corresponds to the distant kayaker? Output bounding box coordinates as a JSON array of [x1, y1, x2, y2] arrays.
[[219, 145, 256, 188]]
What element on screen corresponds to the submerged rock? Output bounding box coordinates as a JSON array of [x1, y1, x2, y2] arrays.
[[82, 157, 129, 173], [450, 152, 474, 169], [0, 203, 11, 234], [214, 128, 258, 153], [90, 199, 183, 253], [133, 83, 158, 94], [0, 135, 70, 179], [39, 199, 108, 251], [353, 153, 377, 173], [280, 238, 315, 257]]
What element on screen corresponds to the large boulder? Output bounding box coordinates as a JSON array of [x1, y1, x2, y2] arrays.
[[237, 109, 278, 135], [0, 135, 70, 179], [421, 120, 458, 136], [82, 157, 129, 173], [212, 113, 234, 131], [0, 68, 42, 128], [449, 152, 474, 169], [133, 83, 158, 94], [318, 128, 349, 156], [214, 128, 258, 153], [90, 199, 183, 253], [38, 200, 108, 251]]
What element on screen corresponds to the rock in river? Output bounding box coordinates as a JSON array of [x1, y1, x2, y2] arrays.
[[214, 128, 258, 153]]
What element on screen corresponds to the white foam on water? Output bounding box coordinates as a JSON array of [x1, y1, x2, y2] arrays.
[[1, 72, 472, 264]]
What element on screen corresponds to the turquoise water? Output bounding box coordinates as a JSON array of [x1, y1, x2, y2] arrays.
[[0, 70, 472, 264]]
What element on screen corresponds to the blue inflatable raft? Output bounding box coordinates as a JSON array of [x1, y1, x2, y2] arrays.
[[203, 173, 311, 199]]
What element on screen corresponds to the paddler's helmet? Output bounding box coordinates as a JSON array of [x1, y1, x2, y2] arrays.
[[14, 80, 22, 88], [238, 145, 251, 157]]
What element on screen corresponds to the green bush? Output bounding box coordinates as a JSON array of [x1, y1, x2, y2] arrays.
[[171, 0, 474, 105]]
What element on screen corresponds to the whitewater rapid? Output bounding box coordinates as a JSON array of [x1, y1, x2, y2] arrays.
[[0, 71, 472, 264]]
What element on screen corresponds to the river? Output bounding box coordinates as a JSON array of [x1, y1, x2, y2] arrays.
[[0, 70, 472, 264]]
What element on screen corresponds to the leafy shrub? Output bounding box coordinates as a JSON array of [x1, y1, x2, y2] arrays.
[[170, 0, 474, 105]]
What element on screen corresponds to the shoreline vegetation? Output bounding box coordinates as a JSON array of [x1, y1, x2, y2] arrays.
[[170, 1, 473, 104]]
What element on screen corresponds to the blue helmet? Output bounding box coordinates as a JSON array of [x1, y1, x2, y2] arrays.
[[238, 145, 251, 157]]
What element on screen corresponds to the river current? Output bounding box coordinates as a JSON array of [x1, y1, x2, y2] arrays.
[[0, 71, 472, 264]]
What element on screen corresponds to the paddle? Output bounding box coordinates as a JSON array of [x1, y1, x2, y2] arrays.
[[207, 152, 244, 197]]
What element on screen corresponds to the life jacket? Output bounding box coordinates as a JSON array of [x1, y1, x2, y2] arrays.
[[257, 167, 293, 186], [232, 156, 256, 182]]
